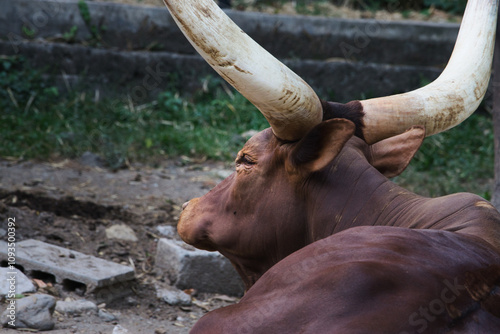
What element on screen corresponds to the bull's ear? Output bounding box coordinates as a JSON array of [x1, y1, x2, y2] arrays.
[[369, 126, 425, 178], [288, 119, 355, 173]]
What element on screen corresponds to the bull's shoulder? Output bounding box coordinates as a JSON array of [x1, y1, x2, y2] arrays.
[[397, 193, 500, 251], [191, 226, 500, 334]]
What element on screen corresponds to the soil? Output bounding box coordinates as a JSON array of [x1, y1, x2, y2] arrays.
[[0, 156, 237, 333]]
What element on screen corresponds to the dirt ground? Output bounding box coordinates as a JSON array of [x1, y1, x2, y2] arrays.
[[0, 156, 238, 333]]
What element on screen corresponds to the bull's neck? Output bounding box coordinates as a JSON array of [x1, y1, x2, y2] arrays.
[[306, 149, 500, 251], [306, 149, 424, 240]]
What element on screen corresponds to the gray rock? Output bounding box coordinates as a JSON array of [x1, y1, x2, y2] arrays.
[[98, 308, 117, 322], [55, 299, 97, 315], [155, 238, 244, 296], [105, 224, 138, 242], [0, 267, 36, 296], [1, 294, 56, 330], [155, 284, 191, 306]]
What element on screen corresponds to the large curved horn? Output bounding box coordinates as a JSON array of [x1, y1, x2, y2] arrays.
[[361, 0, 498, 144], [162, 0, 322, 141]]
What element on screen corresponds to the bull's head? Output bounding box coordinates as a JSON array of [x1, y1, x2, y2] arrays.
[[164, 0, 499, 289]]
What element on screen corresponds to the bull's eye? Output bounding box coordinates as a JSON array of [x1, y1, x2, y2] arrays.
[[235, 153, 256, 170]]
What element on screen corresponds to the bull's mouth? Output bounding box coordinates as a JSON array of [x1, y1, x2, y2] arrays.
[[177, 198, 217, 251]]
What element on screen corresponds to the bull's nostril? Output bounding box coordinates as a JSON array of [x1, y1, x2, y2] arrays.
[[182, 201, 190, 210]]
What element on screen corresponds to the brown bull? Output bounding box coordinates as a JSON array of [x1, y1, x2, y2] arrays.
[[191, 227, 500, 333], [161, 0, 500, 332]]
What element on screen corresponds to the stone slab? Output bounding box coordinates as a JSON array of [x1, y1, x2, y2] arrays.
[[155, 238, 244, 296], [0, 239, 134, 293]]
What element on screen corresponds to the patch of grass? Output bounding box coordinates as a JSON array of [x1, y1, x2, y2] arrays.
[[0, 56, 59, 111], [0, 57, 267, 167], [145, 80, 268, 162], [394, 113, 494, 199]]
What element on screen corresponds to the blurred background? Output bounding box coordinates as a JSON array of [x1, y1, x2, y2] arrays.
[[0, 0, 493, 198]]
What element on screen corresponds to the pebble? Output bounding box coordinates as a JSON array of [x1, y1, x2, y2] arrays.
[[154, 329, 167, 334], [105, 224, 138, 242], [98, 308, 117, 322], [0, 267, 36, 296], [1, 294, 56, 330], [55, 298, 98, 315], [156, 284, 192, 306], [112, 324, 130, 334]]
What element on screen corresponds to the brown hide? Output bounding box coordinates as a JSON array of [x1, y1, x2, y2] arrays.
[[190, 227, 500, 334], [178, 120, 500, 289]]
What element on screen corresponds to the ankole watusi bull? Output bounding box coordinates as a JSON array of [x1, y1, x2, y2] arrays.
[[162, 0, 500, 332]]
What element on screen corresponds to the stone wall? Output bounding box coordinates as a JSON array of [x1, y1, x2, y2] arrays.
[[0, 0, 466, 104]]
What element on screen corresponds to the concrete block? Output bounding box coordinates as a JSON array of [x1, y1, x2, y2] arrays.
[[155, 238, 244, 296], [0, 240, 134, 299]]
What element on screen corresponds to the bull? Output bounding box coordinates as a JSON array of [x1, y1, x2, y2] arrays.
[[162, 0, 500, 332]]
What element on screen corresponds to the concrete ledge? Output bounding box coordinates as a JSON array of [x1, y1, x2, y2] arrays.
[[155, 238, 244, 296], [0, 0, 484, 106], [0, 0, 459, 66], [0, 40, 442, 103]]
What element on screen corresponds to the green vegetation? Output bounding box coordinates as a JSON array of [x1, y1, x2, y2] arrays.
[[63, 26, 79, 43], [395, 113, 494, 199], [78, 0, 105, 46], [77, 0, 92, 25], [0, 56, 494, 197], [21, 26, 36, 38], [0, 56, 267, 168], [423, 0, 467, 14]]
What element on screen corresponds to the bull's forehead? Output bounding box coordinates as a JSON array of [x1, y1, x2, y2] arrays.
[[242, 128, 276, 153]]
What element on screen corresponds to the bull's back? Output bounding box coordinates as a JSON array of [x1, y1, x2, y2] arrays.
[[191, 226, 500, 333]]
